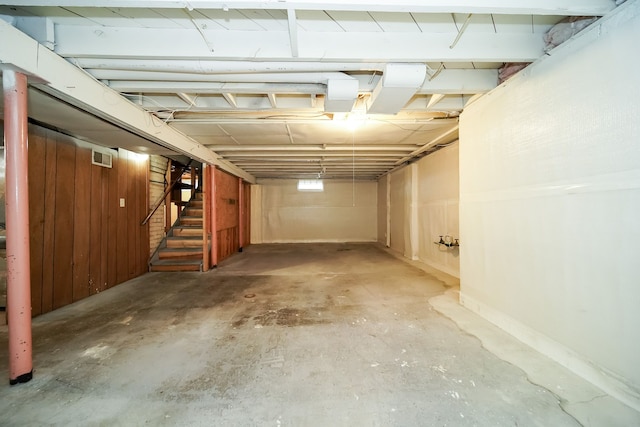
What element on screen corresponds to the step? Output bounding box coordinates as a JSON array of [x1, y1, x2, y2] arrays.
[[183, 207, 203, 216], [159, 247, 203, 260], [166, 236, 203, 248], [189, 200, 203, 208], [180, 217, 203, 226], [150, 259, 202, 272], [173, 226, 203, 237], [193, 192, 203, 200]]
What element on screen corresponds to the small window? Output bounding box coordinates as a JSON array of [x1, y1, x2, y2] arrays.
[[297, 179, 324, 192]]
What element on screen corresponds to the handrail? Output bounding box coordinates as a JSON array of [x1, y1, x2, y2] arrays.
[[141, 159, 193, 225]]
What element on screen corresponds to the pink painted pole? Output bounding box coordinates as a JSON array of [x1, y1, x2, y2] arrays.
[[3, 70, 33, 385]]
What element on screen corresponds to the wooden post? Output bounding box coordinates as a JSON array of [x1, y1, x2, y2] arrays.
[[3, 70, 33, 385]]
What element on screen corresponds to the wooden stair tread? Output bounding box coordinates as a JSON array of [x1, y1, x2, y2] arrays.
[[150, 189, 205, 272]]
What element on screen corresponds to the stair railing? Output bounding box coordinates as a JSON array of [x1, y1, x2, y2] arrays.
[[141, 159, 193, 226]]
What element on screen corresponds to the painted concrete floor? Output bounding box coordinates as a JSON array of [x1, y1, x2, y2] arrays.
[[0, 243, 637, 426]]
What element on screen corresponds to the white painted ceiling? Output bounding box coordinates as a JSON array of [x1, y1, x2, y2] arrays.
[[0, 1, 613, 181]]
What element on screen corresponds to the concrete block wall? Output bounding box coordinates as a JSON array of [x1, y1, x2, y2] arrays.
[[459, 1, 640, 411], [148, 155, 168, 256]]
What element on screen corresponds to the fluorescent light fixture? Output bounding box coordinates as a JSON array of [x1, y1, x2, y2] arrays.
[[297, 179, 324, 192]]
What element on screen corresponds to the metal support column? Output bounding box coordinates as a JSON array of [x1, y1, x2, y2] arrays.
[[3, 70, 33, 385]]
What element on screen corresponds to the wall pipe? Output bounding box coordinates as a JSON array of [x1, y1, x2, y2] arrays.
[[3, 70, 33, 385]]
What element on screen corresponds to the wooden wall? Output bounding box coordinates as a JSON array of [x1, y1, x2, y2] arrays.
[[27, 125, 149, 316], [241, 181, 251, 248], [215, 168, 240, 262]]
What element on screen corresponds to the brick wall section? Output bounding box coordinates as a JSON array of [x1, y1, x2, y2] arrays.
[[149, 155, 169, 256]]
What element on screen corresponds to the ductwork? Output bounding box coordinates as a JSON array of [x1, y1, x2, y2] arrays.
[[71, 58, 386, 74]]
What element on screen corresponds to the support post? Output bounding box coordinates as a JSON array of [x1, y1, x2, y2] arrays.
[[238, 179, 244, 252], [3, 70, 33, 385]]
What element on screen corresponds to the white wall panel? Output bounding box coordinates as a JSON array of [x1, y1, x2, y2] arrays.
[[258, 180, 377, 242], [416, 143, 460, 277], [459, 2, 640, 410], [377, 176, 388, 245], [389, 168, 409, 255]]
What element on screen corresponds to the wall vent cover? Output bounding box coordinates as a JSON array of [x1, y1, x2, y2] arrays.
[[92, 149, 113, 168]]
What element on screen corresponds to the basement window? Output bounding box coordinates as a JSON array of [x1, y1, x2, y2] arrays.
[[297, 179, 324, 192]]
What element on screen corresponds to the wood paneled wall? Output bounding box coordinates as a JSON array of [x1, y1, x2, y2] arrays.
[[215, 168, 240, 262], [242, 181, 251, 248], [27, 125, 149, 316]]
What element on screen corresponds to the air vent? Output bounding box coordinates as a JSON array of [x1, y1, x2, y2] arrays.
[[92, 149, 112, 168]]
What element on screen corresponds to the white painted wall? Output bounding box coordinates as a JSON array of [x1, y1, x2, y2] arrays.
[[459, 2, 640, 410], [377, 175, 388, 245], [252, 179, 377, 243], [381, 143, 461, 276], [417, 144, 460, 276], [389, 168, 409, 256]]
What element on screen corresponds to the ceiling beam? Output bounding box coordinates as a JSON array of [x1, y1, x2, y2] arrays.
[[222, 92, 237, 108], [55, 27, 546, 62], [4, 1, 615, 16], [267, 93, 278, 108], [287, 8, 299, 58], [0, 20, 255, 183], [209, 145, 416, 151], [426, 93, 446, 109], [104, 69, 496, 96]]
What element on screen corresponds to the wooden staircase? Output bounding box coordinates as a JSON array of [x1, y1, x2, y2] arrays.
[[149, 191, 205, 272]]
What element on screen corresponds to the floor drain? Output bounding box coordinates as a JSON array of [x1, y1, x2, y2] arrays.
[[244, 293, 256, 299]]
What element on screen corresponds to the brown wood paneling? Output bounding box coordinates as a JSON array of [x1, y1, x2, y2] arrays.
[[127, 152, 137, 278], [107, 154, 119, 289], [52, 138, 75, 309], [217, 227, 239, 262], [72, 146, 92, 301], [27, 127, 47, 316], [89, 158, 103, 296], [214, 169, 239, 262], [116, 150, 129, 284], [25, 123, 153, 316], [242, 182, 251, 248], [215, 169, 239, 231], [41, 131, 57, 313], [99, 167, 109, 292], [138, 157, 150, 275]]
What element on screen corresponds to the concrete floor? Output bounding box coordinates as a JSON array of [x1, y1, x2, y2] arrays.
[[0, 243, 637, 426]]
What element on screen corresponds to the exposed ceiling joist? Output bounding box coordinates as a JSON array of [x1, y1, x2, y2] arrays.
[[0, 19, 256, 183], [287, 8, 299, 57], [1, 0, 617, 181], [54, 27, 546, 62], [2, 1, 614, 16]]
